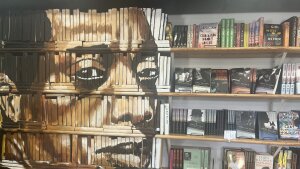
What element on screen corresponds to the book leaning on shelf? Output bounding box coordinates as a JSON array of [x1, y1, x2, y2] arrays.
[[278, 110, 300, 140]]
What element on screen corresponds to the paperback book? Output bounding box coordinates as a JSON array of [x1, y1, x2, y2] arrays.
[[278, 111, 300, 140], [192, 68, 211, 93], [257, 111, 279, 140], [264, 24, 283, 46], [226, 150, 246, 169], [174, 68, 193, 92], [255, 153, 273, 169], [230, 68, 252, 94], [235, 111, 256, 139], [198, 23, 218, 48], [255, 67, 282, 94], [187, 109, 206, 135], [211, 69, 229, 93]]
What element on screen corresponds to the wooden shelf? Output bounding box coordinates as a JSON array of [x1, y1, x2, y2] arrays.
[[158, 92, 300, 100], [171, 47, 300, 57], [156, 134, 300, 146]]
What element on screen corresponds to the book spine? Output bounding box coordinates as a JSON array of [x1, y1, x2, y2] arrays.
[[297, 17, 300, 46], [240, 23, 245, 47], [164, 103, 170, 135], [291, 63, 296, 95], [259, 17, 264, 47], [229, 18, 234, 47], [236, 23, 240, 47], [160, 103, 165, 134], [221, 19, 226, 48], [283, 22, 290, 47], [296, 63, 300, 94]]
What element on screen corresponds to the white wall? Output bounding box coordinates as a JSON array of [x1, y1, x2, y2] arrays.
[[161, 12, 300, 169]]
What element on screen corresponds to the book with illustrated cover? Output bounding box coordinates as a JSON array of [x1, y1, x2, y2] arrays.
[[192, 68, 211, 93], [255, 152, 273, 169], [198, 23, 218, 48], [183, 148, 201, 169], [226, 150, 246, 169], [211, 69, 229, 93], [187, 109, 206, 135], [278, 111, 300, 139], [257, 111, 279, 140], [174, 68, 193, 92], [255, 67, 282, 94], [230, 68, 252, 94], [235, 111, 256, 138], [264, 24, 282, 46]]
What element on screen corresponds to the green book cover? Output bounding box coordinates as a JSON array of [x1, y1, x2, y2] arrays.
[[204, 149, 209, 169], [221, 19, 226, 47], [183, 148, 201, 169], [225, 19, 230, 48], [229, 18, 235, 48]]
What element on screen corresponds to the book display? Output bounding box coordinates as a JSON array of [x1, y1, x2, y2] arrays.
[[1, 0, 300, 169]]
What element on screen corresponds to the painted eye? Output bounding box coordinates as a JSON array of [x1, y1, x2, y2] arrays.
[[76, 67, 104, 80]]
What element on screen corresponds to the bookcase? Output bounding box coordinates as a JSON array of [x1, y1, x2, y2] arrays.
[[1, 0, 300, 169]]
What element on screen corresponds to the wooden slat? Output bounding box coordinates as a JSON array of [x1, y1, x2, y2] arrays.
[[156, 134, 300, 146]]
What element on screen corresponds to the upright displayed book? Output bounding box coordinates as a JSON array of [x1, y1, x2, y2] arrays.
[[226, 149, 246, 169], [235, 111, 256, 138], [174, 68, 193, 92], [192, 68, 211, 93], [187, 109, 206, 135], [278, 111, 300, 139], [263, 24, 283, 46], [211, 69, 229, 93], [255, 153, 273, 169], [255, 67, 282, 94], [230, 68, 253, 94], [198, 23, 218, 48], [257, 111, 279, 140]]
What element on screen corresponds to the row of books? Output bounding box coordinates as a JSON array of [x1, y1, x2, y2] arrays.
[[0, 8, 168, 43], [159, 106, 300, 140], [174, 65, 300, 95], [167, 146, 300, 169], [169, 146, 210, 169], [171, 16, 300, 48]]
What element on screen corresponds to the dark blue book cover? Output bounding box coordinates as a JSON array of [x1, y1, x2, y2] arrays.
[[257, 111, 278, 140]]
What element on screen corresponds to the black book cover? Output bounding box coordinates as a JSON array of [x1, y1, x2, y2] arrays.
[[211, 69, 229, 93], [170, 109, 173, 133], [174, 68, 193, 92], [257, 111, 279, 140], [255, 67, 282, 94], [216, 109, 225, 136], [172, 25, 178, 47], [225, 110, 236, 131], [240, 23, 244, 47], [264, 24, 283, 46], [187, 109, 206, 135], [192, 68, 211, 93], [183, 25, 188, 47], [235, 111, 256, 138], [278, 111, 300, 139], [230, 68, 252, 94]]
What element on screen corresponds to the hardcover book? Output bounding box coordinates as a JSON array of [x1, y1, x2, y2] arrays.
[[174, 68, 193, 92], [255, 153, 273, 169], [192, 68, 211, 93], [226, 150, 246, 169], [198, 23, 218, 48], [278, 111, 300, 139], [257, 111, 279, 140], [235, 111, 256, 139], [230, 68, 252, 94], [255, 67, 282, 94], [264, 24, 283, 46], [187, 109, 206, 135], [211, 69, 229, 93]]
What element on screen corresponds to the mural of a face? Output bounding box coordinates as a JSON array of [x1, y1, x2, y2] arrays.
[[0, 7, 164, 168]]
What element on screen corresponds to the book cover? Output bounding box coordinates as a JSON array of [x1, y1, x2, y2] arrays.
[[198, 23, 218, 48], [230, 68, 252, 94], [264, 24, 283, 46], [174, 68, 193, 92], [235, 111, 256, 139], [192, 68, 211, 93], [255, 67, 282, 94], [296, 63, 300, 94], [278, 111, 300, 139], [226, 150, 246, 169], [183, 148, 201, 169], [187, 109, 206, 135], [211, 69, 229, 93], [258, 111, 279, 140], [255, 153, 273, 169], [282, 16, 298, 46]]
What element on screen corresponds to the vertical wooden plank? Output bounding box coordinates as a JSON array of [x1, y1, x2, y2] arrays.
[[95, 97, 102, 128], [65, 9, 71, 41], [92, 9, 97, 41], [89, 97, 96, 128], [79, 11, 85, 41], [72, 134, 78, 164], [62, 134, 67, 162], [76, 97, 82, 127], [100, 12, 105, 42], [71, 95, 76, 128], [82, 136, 87, 164], [62, 96, 67, 126], [66, 96, 72, 126], [58, 96, 63, 126]]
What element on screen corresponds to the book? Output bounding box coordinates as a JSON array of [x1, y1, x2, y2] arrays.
[[187, 109, 206, 135], [255, 67, 282, 94], [211, 69, 229, 93], [264, 24, 283, 46], [296, 63, 300, 94], [255, 152, 273, 169], [282, 16, 298, 46], [278, 111, 300, 139], [192, 68, 211, 93], [198, 23, 218, 48], [226, 150, 246, 169], [174, 68, 193, 92], [230, 68, 252, 94], [183, 148, 202, 169], [257, 111, 279, 140], [235, 111, 256, 139]]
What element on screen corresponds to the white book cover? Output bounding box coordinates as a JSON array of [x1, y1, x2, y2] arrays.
[[164, 103, 170, 135], [282, 63, 287, 84], [154, 9, 162, 40], [296, 63, 300, 94], [154, 138, 162, 168], [281, 83, 286, 94], [255, 153, 273, 169], [287, 63, 292, 84], [160, 103, 165, 134], [286, 83, 291, 95]]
